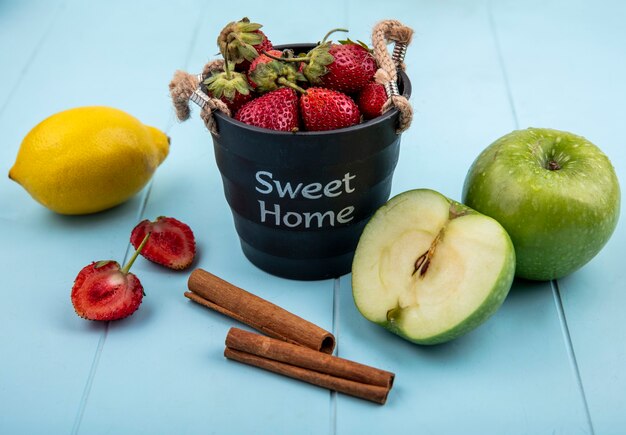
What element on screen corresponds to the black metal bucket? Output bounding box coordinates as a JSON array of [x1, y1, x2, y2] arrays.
[[209, 46, 411, 280]]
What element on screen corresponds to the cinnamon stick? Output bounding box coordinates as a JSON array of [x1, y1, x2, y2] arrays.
[[186, 269, 335, 354], [224, 327, 394, 404]]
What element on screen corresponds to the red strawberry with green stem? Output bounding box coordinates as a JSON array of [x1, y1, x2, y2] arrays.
[[270, 29, 377, 94], [300, 87, 361, 131], [248, 49, 307, 93], [248, 50, 290, 88], [357, 82, 387, 119], [320, 41, 377, 93], [248, 49, 283, 81], [130, 216, 196, 270], [217, 17, 273, 72], [248, 61, 306, 94], [203, 59, 253, 114], [71, 233, 151, 321], [235, 87, 299, 132]]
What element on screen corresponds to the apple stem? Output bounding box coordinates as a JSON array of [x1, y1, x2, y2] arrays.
[[547, 160, 561, 171], [449, 204, 470, 220], [121, 232, 151, 275]]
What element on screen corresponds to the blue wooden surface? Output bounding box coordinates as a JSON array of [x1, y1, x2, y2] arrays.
[[1, 1, 624, 434]]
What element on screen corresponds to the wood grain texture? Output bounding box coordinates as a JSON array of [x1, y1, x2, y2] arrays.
[[491, 1, 626, 433]]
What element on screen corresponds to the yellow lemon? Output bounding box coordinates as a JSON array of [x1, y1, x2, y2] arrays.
[[9, 106, 169, 215]]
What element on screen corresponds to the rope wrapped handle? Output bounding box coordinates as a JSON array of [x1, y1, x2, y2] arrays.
[[169, 59, 229, 135], [169, 20, 414, 135], [371, 19, 414, 133]]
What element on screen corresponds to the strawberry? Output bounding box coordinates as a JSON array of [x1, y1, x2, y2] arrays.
[[235, 87, 299, 132], [286, 30, 377, 94], [300, 87, 360, 131], [130, 216, 196, 270], [203, 66, 253, 114], [248, 49, 283, 88], [236, 30, 273, 72], [71, 233, 150, 321], [319, 42, 377, 93], [217, 18, 273, 72], [254, 31, 274, 54], [357, 82, 387, 119], [248, 50, 307, 93], [218, 90, 254, 114]]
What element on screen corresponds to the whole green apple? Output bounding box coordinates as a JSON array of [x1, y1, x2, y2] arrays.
[[352, 189, 515, 345], [463, 128, 620, 281]]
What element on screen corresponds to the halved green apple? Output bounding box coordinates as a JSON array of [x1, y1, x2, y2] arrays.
[[352, 189, 516, 345]]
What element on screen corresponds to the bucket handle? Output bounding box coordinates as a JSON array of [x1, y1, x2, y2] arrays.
[[371, 20, 414, 134], [169, 60, 230, 135]]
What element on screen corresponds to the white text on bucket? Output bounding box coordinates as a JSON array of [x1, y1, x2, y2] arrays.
[[255, 171, 356, 199]]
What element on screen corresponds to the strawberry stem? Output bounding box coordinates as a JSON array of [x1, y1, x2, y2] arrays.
[[122, 232, 151, 274], [224, 43, 233, 79], [277, 77, 308, 94], [262, 50, 310, 63], [321, 28, 348, 44]]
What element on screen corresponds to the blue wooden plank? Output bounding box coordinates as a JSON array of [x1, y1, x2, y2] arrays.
[[338, 278, 590, 433], [0, 0, 207, 433], [491, 0, 626, 433], [335, 0, 590, 433], [0, 0, 64, 114]]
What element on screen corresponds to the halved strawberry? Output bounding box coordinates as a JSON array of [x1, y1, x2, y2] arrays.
[[130, 216, 196, 270], [71, 233, 150, 321]]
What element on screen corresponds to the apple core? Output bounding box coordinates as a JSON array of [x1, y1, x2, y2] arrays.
[[352, 189, 516, 345]]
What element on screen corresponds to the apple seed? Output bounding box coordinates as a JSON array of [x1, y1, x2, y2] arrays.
[[412, 203, 470, 278], [412, 228, 443, 277]]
